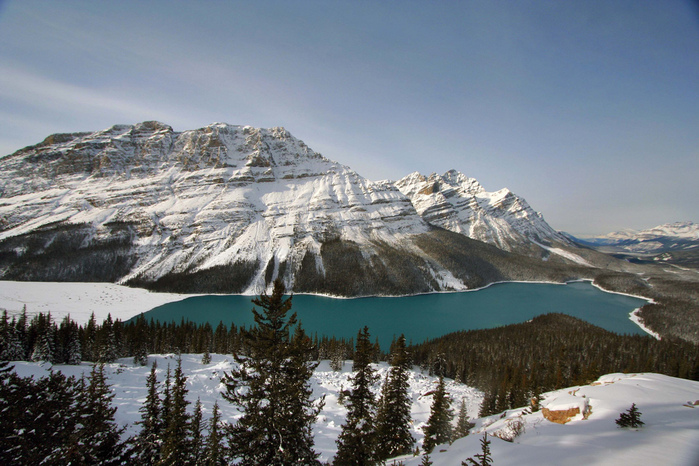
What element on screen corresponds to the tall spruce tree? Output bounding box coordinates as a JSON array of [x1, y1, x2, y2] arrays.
[[190, 398, 205, 464], [335, 326, 380, 465], [453, 398, 475, 441], [64, 364, 126, 465], [422, 375, 454, 453], [2, 371, 80, 464], [222, 279, 323, 465], [203, 401, 226, 465], [31, 312, 55, 363], [99, 313, 119, 363], [83, 312, 98, 362], [159, 356, 191, 465], [133, 360, 163, 464], [375, 334, 415, 461]]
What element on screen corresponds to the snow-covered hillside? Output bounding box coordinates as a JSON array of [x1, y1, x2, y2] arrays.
[[0, 122, 592, 296], [9, 356, 698, 465], [403, 373, 699, 465], [8, 354, 483, 464]]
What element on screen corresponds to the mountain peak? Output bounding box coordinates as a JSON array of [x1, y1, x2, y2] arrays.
[[396, 170, 565, 251]]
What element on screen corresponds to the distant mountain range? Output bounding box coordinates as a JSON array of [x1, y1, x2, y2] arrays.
[[573, 222, 699, 253], [0, 122, 625, 295]]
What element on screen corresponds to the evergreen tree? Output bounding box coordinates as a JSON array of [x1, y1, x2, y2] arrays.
[[462, 432, 493, 466], [133, 360, 163, 464], [222, 279, 323, 465], [190, 398, 205, 464], [335, 326, 380, 465], [201, 347, 212, 365], [99, 313, 119, 363], [453, 398, 475, 441], [203, 401, 226, 466], [31, 312, 55, 363], [162, 364, 173, 434], [423, 375, 454, 453], [1, 370, 80, 464], [83, 312, 98, 362], [463, 434, 491, 466], [159, 356, 191, 464], [615, 403, 644, 428], [132, 314, 149, 366], [375, 334, 415, 461], [1, 323, 25, 361], [70, 363, 126, 465], [60, 316, 82, 365]]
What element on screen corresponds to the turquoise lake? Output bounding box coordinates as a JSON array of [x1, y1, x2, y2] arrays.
[[138, 281, 649, 350]]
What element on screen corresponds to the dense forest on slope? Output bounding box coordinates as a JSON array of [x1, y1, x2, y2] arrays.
[[593, 270, 699, 343], [409, 313, 699, 416]]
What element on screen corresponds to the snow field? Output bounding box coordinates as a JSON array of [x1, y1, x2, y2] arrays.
[[400, 373, 699, 466], [8, 355, 699, 465], [9, 354, 482, 464]]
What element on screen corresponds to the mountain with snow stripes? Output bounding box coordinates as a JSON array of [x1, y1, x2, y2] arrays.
[[0, 122, 593, 295]]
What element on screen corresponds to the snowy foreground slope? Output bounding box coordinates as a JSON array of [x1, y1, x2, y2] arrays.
[[10, 354, 481, 464], [401, 373, 699, 466], [10, 355, 699, 465]]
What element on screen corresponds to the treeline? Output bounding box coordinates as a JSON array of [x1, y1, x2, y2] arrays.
[[0, 308, 364, 366], [410, 313, 699, 417]]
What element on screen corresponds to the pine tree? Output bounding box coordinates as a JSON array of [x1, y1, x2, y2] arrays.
[[375, 334, 415, 461], [61, 317, 82, 365], [159, 356, 191, 464], [99, 313, 119, 363], [190, 398, 205, 464], [335, 326, 380, 465], [1, 324, 25, 362], [132, 314, 149, 366], [31, 313, 55, 364], [462, 432, 493, 466], [203, 401, 226, 465], [161, 364, 173, 434], [615, 403, 644, 428], [67, 364, 126, 465], [222, 279, 323, 465], [3, 370, 80, 464], [423, 375, 454, 453], [133, 360, 163, 464], [83, 312, 98, 362], [453, 398, 475, 441]]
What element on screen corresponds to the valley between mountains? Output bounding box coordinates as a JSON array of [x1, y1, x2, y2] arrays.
[[0, 122, 697, 342]]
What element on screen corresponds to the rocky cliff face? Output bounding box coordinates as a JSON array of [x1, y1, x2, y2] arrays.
[[0, 122, 589, 295], [395, 170, 570, 252]]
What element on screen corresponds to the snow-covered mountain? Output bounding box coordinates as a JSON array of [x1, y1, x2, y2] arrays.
[[576, 222, 699, 254], [395, 170, 569, 252], [0, 122, 588, 295]]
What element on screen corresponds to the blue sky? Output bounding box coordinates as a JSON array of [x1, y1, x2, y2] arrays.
[[0, 0, 697, 236]]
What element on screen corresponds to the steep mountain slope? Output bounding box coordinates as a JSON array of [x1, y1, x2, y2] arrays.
[[396, 170, 572, 255], [0, 122, 589, 295]]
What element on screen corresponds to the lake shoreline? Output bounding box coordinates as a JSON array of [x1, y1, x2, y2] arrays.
[[0, 278, 655, 338]]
